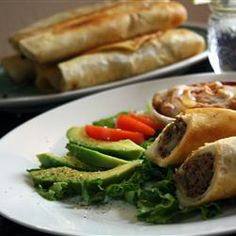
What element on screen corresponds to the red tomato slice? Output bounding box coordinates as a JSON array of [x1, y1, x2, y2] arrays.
[[129, 113, 163, 130], [85, 125, 145, 144], [116, 115, 155, 136]]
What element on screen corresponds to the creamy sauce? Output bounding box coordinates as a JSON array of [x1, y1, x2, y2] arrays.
[[152, 81, 236, 118]]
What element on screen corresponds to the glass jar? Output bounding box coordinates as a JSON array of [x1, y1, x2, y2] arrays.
[[208, 0, 236, 73]]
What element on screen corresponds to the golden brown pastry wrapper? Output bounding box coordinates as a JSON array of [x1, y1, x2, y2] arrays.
[[11, 0, 187, 63], [1, 55, 35, 83], [175, 136, 236, 207], [36, 28, 205, 92], [9, 0, 116, 50], [145, 108, 236, 167]]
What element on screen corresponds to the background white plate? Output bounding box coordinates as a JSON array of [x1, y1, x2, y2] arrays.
[[0, 24, 207, 111], [1, 73, 236, 236]]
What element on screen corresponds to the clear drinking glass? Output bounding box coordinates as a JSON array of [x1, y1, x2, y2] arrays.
[[208, 0, 236, 73]]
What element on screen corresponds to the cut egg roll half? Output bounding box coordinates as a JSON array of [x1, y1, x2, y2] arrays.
[[175, 136, 236, 207], [145, 107, 236, 167]]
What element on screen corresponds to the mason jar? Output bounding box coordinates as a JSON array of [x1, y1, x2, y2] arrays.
[[208, 0, 236, 73]]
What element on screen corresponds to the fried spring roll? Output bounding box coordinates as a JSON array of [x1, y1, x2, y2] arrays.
[[175, 136, 236, 207], [145, 108, 236, 167], [11, 1, 187, 63], [35, 28, 205, 92], [1, 55, 35, 83], [10, 0, 116, 49], [34, 74, 55, 93]]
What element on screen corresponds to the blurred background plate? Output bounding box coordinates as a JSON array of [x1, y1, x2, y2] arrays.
[[0, 24, 208, 113]]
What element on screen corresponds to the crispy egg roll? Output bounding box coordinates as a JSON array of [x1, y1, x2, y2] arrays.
[[36, 28, 205, 92], [10, 0, 116, 49], [1, 55, 35, 83], [175, 136, 236, 207], [12, 1, 186, 63], [145, 108, 236, 167], [35, 72, 54, 93]]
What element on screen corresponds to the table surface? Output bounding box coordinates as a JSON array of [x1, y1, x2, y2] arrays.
[[1, 59, 234, 236]]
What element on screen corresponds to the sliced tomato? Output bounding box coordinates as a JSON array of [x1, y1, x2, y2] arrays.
[[116, 114, 155, 136], [128, 112, 163, 130], [85, 125, 145, 144]]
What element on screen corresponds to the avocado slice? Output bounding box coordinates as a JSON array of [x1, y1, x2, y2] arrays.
[[67, 126, 145, 160], [28, 160, 142, 200], [66, 143, 129, 169], [37, 153, 99, 171]]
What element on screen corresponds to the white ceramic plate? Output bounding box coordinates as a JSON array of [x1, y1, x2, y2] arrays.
[[1, 73, 236, 236], [0, 24, 207, 112]]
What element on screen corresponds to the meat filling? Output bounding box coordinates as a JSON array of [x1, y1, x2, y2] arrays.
[[158, 118, 187, 158], [175, 152, 214, 198]]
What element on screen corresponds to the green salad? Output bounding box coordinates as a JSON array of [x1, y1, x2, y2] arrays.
[[28, 111, 223, 224]]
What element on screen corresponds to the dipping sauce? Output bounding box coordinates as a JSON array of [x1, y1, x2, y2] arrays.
[[152, 81, 236, 118]]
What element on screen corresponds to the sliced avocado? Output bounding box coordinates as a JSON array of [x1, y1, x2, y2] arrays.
[[37, 153, 99, 171], [66, 143, 129, 169], [28, 160, 142, 200], [67, 126, 145, 160]]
